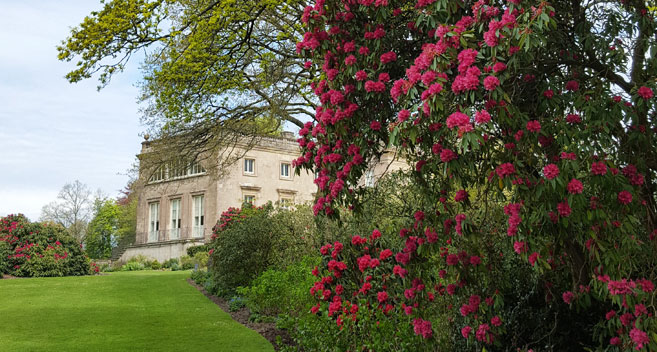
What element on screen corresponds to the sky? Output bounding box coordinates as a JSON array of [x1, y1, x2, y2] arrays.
[[0, 1, 145, 220]]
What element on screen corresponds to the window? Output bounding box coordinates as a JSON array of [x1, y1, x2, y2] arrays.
[[168, 159, 187, 179], [244, 195, 255, 205], [147, 159, 206, 183], [279, 197, 292, 209], [365, 169, 375, 187], [149, 166, 165, 183], [192, 195, 204, 238], [244, 158, 255, 175], [170, 199, 181, 240], [280, 162, 291, 178], [148, 202, 160, 242], [189, 161, 206, 175]]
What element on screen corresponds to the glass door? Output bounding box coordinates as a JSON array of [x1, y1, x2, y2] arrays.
[[192, 195, 204, 238], [148, 202, 159, 242], [170, 199, 181, 240]]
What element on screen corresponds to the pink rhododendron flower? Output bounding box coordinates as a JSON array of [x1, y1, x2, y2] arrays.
[[496, 163, 515, 178], [591, 161, 607, 175], [380, 51, 397, 64], [483, 76, 500, 91], [413, 318, 432, 338], [567, 179, 583, 194], [440, 149, 458, 163], [637, 86, 653, 99], [461, 325, 472, 338], [617, 191, 632, 205], [630, 328, 649, 350], [565, 80, 579, 91], [513, 241, 527, 254], [557, 200, 571, 217], [526, 120, 541, 132], [475, 110, 491, 124], [562, 291, 575, 304]]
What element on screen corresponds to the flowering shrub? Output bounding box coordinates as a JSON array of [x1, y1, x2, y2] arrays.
[[208, 203, 320, 296], [296, 0, 657, 350], [0, 214, 91, 277]]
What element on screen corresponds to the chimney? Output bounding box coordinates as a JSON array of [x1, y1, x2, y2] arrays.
[[281, 131, 295, 140]]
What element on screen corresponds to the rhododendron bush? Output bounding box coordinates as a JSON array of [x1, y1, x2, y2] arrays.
[[1, 214, 92, 277], [295, 0, 657, 350]]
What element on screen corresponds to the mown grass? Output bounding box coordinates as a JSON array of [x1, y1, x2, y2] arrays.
[[0, 270, 273, 352]]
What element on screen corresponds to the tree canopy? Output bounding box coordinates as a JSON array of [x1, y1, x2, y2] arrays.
[[58, 0, 314, 170]]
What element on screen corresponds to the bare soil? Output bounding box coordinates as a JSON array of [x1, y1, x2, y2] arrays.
[[187, 278, 294, 351]]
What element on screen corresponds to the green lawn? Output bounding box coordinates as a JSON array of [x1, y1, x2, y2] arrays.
[[0, 271, 274, 352]]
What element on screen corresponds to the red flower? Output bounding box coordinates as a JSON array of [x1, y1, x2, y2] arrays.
[[475, 110, 491, 124], [557, 200, 571, 217], [566, 114, 581, 124], [562, 291, 575, 304], [483, 76, 500, 91], [380, 51, 397, 64], [565, 80, 579, 91], [461, 326, 472, 339], [526, 120, 541, 132], [454, 190, 468, 202], [617, 191, 632, 205], [567, 179, 583, 194], [637, 86, 653, 99], [591, 161, 607, 175]]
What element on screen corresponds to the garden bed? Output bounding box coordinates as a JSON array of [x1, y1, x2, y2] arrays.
[[187, 278, 293, 351]]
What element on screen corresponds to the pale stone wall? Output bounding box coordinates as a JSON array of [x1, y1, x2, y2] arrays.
[[135, 135, 316, 248], [132, 134, 409, 262], [119, 239, 205, 263]]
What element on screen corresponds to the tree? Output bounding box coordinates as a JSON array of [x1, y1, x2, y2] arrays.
[[86, 198, 120, 259], [58, 0, 314, 174], [296, 0, 656, 350], [40, 180, 93, 242]]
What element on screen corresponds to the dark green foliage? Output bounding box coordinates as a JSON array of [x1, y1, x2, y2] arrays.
[[162, 258, 179, 269], [209, 204, 282, 296], [228, 296, 246, 312], [151, 260, 162, 270], [186, 245, 209, 257], [191, 269, 210, 287], [208, 203, 319, 297], [0, 241, 10, 275], [0, 214, 91, 277], [180, 255, 195, 270], [86, 198, 120, 259], [237, 256, 320, 317]]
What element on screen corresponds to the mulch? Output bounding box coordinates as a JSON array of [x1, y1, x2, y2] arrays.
[[186, 278, 294, 351]]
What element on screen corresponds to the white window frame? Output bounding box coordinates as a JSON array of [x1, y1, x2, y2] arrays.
[[192, 195, 205, 238], [280, 162, 291, 179], [189, 161, 206, 175], [243, 194, 256, 205], [148, 202, 160, 242], [243, 158, 255, 175], [170, 199, 181, 240]]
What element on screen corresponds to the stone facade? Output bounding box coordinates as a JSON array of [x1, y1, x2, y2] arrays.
[[122, 133, 407, 263]]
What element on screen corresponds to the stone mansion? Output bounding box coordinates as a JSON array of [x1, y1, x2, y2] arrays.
[[120, 132, 406, 262]]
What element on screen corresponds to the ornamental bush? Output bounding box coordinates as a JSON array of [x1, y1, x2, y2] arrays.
[[186, 244, 209, 257], [0, 214, 91, 277], [296, 0, 657, 350], [237, 256, 321, 317]]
